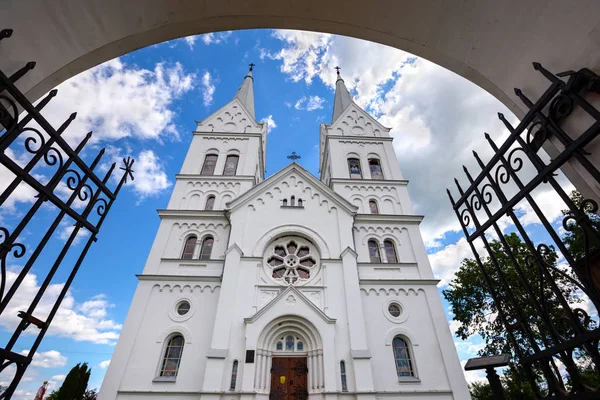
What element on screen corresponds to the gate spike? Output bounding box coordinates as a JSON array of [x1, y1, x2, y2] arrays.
[[454, 178, 465, 196], [0, 29, 13, 41], [472, 151, 486, 169], [103, 163, 116, 184], [8, 62, 36, 84], [514, 88, 533, 108], [532, 62, 560, 84], [462, 165, 475, 183], [73, 131, 93, 154], [56, 112, 77, 135], [497, 113, 514, 131], [90, 148, 106, 170], [446, 189, 456, 205], [484, 132, 500, 151]]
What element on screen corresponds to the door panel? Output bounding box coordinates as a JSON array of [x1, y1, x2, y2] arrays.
[[269, 357, 308, 400]]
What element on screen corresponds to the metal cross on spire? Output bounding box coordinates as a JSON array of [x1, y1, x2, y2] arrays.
[[249, 63, 255, 71], [335, 66, 341, 76], [287, 152, 301, 161]]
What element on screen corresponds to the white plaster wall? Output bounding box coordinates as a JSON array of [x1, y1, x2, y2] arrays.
[[167, 177, 253, 210], [332, 182, 413, 215]]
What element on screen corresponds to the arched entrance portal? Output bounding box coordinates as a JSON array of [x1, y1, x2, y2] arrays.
[[255, 316, 324, 396]]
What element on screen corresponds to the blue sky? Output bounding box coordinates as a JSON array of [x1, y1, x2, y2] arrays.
[[0, 28, 582, 397]]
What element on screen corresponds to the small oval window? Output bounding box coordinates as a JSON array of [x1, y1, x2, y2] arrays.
[[388, 303, 401, 318], [177, 301, 191, 315]]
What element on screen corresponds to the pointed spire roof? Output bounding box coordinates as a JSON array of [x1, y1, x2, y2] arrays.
[[235, 63, 255, 118], [332, 67, 353, 123]]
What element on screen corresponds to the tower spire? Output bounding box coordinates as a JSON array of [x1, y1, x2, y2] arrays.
[[235, 63, 255, 118], [332, 66, 352, 123]]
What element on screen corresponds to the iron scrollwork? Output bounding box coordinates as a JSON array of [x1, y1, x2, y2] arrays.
[[448, 62, 600, 398], [0, 29, 133, 398]]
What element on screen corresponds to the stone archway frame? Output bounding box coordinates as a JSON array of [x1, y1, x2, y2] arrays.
[[253, 315, 325, 392]]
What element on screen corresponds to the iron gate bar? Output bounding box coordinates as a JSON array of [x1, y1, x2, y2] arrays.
[[449, 62, 600, 398], [0, 29, 133, 399]]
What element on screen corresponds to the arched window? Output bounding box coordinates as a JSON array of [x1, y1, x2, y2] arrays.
[[285, 335, 295, 351], [392, 337, 414, 377], [368, 240, 381, 263], [223, 155, 239, 176], [276, 341, 283, 350], [369, 159, 383, 179], [230, 360, 238, 391], [182, 236, 197, 259], [340, 361, 348, 392], [199, 236, 214, 260], [369, 199, 379, 214], [298, 198, 303, 207], [201, 154, 218, 175], [384, 240, 398, 263], [297, 341, 303, 351], [160, 335, 184, 377], [348, 158, 362, 179], [290, 195, 295, 206], [282, 199, 288, 206], [205, 195, 215, 210]]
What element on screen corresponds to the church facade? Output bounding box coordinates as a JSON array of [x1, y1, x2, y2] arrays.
[[99, 67, 470, 400]]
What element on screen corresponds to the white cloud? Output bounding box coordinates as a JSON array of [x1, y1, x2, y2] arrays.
[[98, 360, 111, 369], [19, 350, 67, 368], [201, 71, 216, 107], [294, 96, 325, 111], [265, 29, 521, 247], [460, 360, 487, 385], [429, 237, 487, 288], [260, 115, 277, 134], [44, 58, 195, 147], [201, 31, 233, 45], [57, 222, 91, 245], [0, 270, 122, 344], [128, 150, 172, 200], [184, 36, 197, 49]]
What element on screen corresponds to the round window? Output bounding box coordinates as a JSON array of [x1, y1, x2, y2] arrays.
[[388, 303, 402, 318], [177, 301, 191, 316]]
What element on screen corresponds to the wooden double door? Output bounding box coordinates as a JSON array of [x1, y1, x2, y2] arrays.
[[269, 357, 308, 400]]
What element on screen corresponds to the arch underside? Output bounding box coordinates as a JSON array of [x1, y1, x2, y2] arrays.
[[2, 0, 599, 121]]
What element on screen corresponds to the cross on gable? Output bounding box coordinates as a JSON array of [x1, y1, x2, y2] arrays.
[[249, 63, 255, 71], [287, 152, 301, 161]]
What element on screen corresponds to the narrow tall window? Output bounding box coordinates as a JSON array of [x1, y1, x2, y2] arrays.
[[290, 195, 295, 206], [392, 337, 414, 377], [160, 335, 184, 377], [205, 195, 215, 210], [369, 199, 379, 214], [298, 199, 303, 207], [348, 158, 362, 179], [340, 361, 348, 392], [368, 240, 381, 263], [282, 199, 288, 206], [223, 155, 239, 176], [201, 154, 218, 175], [369, 159, 383, 179], [285, 335, 295, 351], [199, 236, 214, 260], [230, 360, 238, 391], [182, 236, 197, 259], [384, 240, 398, 263]]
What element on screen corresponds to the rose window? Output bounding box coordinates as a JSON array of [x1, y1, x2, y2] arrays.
[[266, 238, 319, 285]]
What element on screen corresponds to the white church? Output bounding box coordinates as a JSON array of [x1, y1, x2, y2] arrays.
[[99, 66, 470, 400]]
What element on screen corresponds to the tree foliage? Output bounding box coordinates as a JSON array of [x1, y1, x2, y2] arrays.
[[48, 363, 92, 400]]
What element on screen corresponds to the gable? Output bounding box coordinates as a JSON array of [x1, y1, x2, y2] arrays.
[[226, 163, 357, 215], [331, 103, 389, 137], [244, 286, 335, 324], [196, 98, 265, 134]]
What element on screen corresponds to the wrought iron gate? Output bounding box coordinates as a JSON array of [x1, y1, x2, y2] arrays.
[[449, 63, 600, 397], [0, 29, 133, 398]]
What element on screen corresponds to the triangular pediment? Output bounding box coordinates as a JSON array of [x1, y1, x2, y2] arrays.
[[244, 286, 336, 324], [195, 98, 265, 135], [330, 103, 390, 137], [226, 163, 357, 214]]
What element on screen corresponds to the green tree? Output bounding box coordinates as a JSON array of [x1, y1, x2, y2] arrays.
[[52, 363, 92, 400], [561, 190, 600, 260], [443, 231, 593, 396]]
